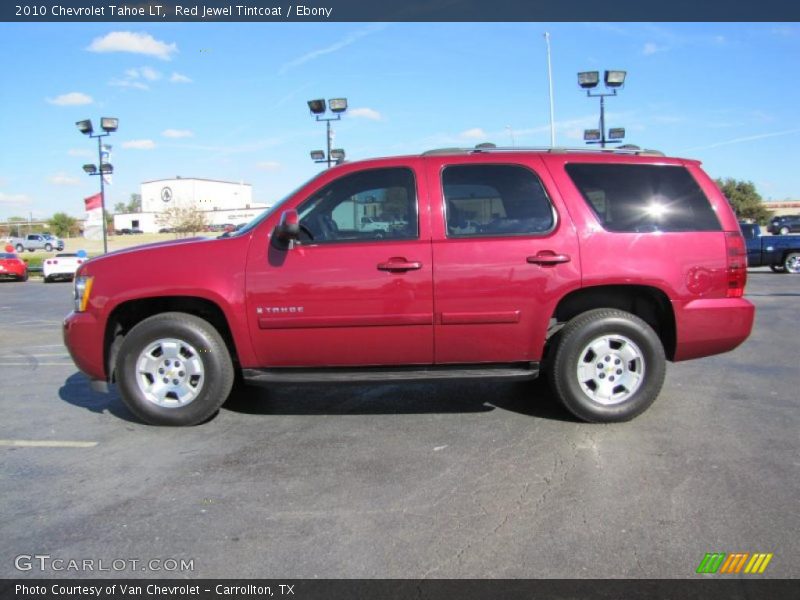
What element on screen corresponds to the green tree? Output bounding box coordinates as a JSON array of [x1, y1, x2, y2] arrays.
[[49, 212, 78, 238], [715, 178, 773, 224], [113, 202, 127, 214], [157, 206, 208, 237], [127, 193, 142, 213]]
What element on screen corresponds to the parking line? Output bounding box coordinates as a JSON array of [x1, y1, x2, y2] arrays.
[[0, 440, 98, 448], [0, 363, 74, 367]]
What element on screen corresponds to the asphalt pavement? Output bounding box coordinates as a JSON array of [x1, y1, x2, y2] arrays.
[[0, 269, 797, 579]]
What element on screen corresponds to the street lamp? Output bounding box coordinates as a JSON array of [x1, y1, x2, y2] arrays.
[[76, 117, 118, 254], [578, 70, 626, 148], [307, 97, 347, 168]]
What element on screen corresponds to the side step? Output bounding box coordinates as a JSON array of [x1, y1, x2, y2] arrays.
[[242, 362, 539, 385]]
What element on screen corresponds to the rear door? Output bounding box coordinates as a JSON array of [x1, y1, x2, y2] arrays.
[[425, 154, 581, 364]]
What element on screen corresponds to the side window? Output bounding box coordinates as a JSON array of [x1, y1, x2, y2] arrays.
[[565, 163, 722, 233], [296, 167, 417, 244], [442, 164, 555, 237]]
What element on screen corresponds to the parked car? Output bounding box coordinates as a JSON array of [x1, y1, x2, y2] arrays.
[[115, 228, 132, 235], [0, 250, 27, 281], [766, 215, 800, 235], [9, 233, 64, 252], [740, 222, 800, 273], [63, 146, 754, 426], [159, 227, 175, 234], [130, 228, 144, 234], [43, 252, 87, 283]]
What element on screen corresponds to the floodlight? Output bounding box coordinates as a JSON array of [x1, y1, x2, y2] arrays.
[[608, 127, 626, 140], [82, 164, 97, 174], [100, 117, 119, 132], [328, 98, 348, 113], [329, 149, 345, 160], [99, 163, 113, 174], [605, 70, 627, 88], [310, 150, 325, 161], [307, 99, 326, 114], [578, 71, 599, 89], [76, 120, 94, 135], [583, 129, 601, 141]]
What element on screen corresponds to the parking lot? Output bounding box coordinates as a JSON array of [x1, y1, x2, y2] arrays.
[[0, 269, 797, 579]]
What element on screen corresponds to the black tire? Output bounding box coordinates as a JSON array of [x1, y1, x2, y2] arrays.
[[43, 276, 51, 283], [784, 252, 800, 274], [15, 244, 23, 252], [44, 243, 52, 252], [20, 272, 28, 282], [548, 309, 666, 423], [769, 265, 786, 273], [115, 312, 235, 426]]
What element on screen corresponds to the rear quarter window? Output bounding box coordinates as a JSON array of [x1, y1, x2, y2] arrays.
[[565, 163, 721, 233]]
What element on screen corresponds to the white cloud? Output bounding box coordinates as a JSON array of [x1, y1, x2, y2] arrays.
[[0, 192, 32, 205], [110, 79, 149, 90], [68, 148, 93, 158], [111, 66, 162, 90], [460, 128, 488, 140], [643, 42, 663, 55], [122, 139, 156, 150], [87, 31, 177, 61], [47, 92, 93, 106], [279, 24, 386, 74], [170, 72, 192, 84], [162, 129, 193, 138], [47, 173, 80, 186], [349, 107, 382, 121], [256, 161, 282, 171]]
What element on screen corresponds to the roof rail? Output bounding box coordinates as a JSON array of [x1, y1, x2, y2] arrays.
[[421, 145, 665, 157]]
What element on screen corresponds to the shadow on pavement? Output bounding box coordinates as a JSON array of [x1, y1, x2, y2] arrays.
[[58, 371, 139, 423]]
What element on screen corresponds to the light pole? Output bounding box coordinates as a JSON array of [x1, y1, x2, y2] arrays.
[[76, 117, 118, 254], [577, 70, 626, 148], [307, 98, 347, 168]]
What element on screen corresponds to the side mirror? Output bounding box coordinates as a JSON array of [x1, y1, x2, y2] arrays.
[[272, 209, 300, 250]]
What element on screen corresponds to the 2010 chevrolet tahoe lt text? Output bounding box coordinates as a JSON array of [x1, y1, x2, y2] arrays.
[[63, 148, 755, 425]]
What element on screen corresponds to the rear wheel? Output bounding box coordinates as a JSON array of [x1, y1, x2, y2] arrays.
[[784, 252, 800, 274], [115, 312, 235, 426], [44, 243, 52, 252], [15, 244, 23, 252], [43, 275, 51, 283], [780, 226, 790, 235], [548, 309, 666, 423]]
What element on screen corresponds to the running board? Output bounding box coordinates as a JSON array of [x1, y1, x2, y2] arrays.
[[242, 363, 539, 385]]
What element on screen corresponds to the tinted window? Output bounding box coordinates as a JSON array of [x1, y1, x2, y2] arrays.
[[565, 164, 721, 233], [296, 168, 417, 244], [442, 164, 554, 237]]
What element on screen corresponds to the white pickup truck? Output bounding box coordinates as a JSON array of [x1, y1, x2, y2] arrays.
[[10, 234, 65, 252]]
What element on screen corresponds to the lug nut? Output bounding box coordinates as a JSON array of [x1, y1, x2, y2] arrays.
[[609, 376, 615, 382], [165, 360, 171, 367], [172, 379, 179, 385], [179, 371, 185, 377], [605, 356, 611, 362], [616, 369, 622, 375], [615, 359, 621, 365], [158, 368, 164, 374], [162, 378, 168, 384], [599, 373, 605, 379]]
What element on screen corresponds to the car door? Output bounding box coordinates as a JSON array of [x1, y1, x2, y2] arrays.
[[245, 162, 434, 367], [425, 154, 581, 364]]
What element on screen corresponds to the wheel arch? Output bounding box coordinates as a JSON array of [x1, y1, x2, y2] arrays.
[[550, 284, 676, 360], [104, 296, 240, 382]]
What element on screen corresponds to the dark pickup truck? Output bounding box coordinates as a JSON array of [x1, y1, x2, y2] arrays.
[[740, 223, 800, 273]]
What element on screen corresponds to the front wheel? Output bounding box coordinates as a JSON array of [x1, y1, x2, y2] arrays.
[[115, 312, 235, 426], [548, 309, 666, 423], [44, 243, 52, 252], [784, 252, 800, 274]]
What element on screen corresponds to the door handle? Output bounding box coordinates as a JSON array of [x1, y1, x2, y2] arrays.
[[527, 252, 571, 266], [377, 259, 423, 272]]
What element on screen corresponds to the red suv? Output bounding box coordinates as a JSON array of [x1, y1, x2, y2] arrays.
[[64, 147, 754, 425]]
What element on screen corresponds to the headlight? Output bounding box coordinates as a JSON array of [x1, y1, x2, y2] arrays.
[[74, 275, 94, 312]]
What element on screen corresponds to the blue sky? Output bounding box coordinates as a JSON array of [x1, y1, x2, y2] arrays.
[[1, 22, 799, 220]]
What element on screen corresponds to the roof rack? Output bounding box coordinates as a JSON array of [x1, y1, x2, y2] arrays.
[[421, 144, 665, 157]]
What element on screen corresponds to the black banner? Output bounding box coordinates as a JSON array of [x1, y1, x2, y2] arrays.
[[2, 579, 799, 600], [2, 0, 799, 22]]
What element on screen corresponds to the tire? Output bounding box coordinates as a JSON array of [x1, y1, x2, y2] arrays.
[[20, 272, 28, 282], [43, 276, 51, 283], [15, 244, 23, 252], [44, 243, 52, 252], [780, 227, 790, 235], [784, 252, 800, 274], [769, 265, 786, 273], [548, 309, 666, 423], [115, 312, 235, 426]]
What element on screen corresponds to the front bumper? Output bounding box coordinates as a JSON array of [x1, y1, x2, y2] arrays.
[[63, 310, 107, 383]]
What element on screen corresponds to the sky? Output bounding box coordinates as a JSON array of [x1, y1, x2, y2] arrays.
[[1, 22, 799, 221]]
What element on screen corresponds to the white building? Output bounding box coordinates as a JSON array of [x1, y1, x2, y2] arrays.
[[113, 177, 269, 233]]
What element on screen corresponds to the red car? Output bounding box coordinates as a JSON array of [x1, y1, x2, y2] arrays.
[[63, 147, 754, 426], [0, 250, 28, 281]]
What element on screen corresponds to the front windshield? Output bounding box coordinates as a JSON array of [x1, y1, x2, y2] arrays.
[[221, 171, 327, 238]]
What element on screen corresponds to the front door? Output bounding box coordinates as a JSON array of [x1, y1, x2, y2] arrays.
[[246, 164, 434, 367]]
